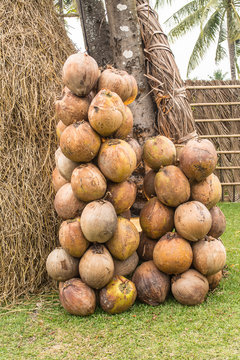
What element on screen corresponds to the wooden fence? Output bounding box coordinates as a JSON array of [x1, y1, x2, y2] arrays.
[[185, 80, 240, 202]]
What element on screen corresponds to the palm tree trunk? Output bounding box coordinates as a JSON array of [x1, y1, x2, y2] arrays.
[[227, 4, 236, 80]]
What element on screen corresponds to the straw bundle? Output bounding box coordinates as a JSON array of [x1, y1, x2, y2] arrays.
[[136, 1, 196, 142], [0, 0, 75, 304]]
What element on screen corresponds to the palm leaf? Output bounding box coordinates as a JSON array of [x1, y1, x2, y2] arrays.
[[215, 9, 227, 63]]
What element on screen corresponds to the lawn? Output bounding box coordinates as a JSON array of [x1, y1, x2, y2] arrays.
[[0, 203, 239, 360]]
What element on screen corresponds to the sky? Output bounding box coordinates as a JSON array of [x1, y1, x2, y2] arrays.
[[65, 0, 232, 80]]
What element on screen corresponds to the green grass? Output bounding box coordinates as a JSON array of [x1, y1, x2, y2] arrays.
[[0, 203, 239, 360]]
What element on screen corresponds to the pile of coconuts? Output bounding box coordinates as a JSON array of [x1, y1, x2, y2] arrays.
[[47, 52, 227, 316]]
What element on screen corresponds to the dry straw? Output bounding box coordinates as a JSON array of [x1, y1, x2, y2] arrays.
[[0, 0, 75, 304]]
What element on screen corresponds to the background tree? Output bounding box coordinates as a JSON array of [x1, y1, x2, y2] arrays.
[[156, 0, 240, 79]]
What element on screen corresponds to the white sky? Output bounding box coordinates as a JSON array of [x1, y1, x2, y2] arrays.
[[65, 1, 232, 80]]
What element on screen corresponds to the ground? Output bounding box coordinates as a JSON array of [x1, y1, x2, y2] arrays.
[[0, 203, 239, 360]]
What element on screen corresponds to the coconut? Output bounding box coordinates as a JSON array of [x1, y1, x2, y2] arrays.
[[79, 244, 114, 289], [132, 261, 170, 306], [106, 217, 140, 260], [126, 138, 143, 166], [113, 252, 139, 276], [98, 67, 138, 105], [55, 86, 90, 126], [137, 232, 156, 261], [154, 165, 190, 207], [208, 206, 226, 238], [62, 52, 99, 96], [140, 197, 174, 239], [179, 138, 218, 182], [54, 183, 86, 219], [59, 218, 89, 258], [171, 269, 209, 305], [153, 232, 193, 274], [192, 236, 226, 276], [106, 180, 137, 214], [59, 278, 96, 316], [52, 167, 68, 193], [143, 135, 176, 171], [80, 200, 117, 243], [60, 121, 101, 163], [88, 89, 125, 137], [207, 271, 223, 290], [56, 120, 67, 140], [56, 149, 79, 181], [71, 163, 107, 202], [143, 170, 156, 200], [99, 276, 137, 314], [46, 248, 79, 281], [119, 209, 131, 220], [191, 174, 222, 209], [174, 201, 212, 241], [114, 105, 133, 139], [98, 139, 137, 183]]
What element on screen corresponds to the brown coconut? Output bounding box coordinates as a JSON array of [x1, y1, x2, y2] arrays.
[[98, 67, 138, 105], [62, 52, 99, 96], [208, 206, 226, 238], [140, 197, 174, 239], [106, 217, 140, 260], [106, 180, 137, 214], [52, 167, 68, 193], [98, 139, 137, 183], [71, 163, 107, 202], [46, 248, 79, 281], [54, 183, 86, 219], [132, 261, 170, 306], [79, 244, 114, 289], [126, 137, 143, 166], [56, 120, 67, 140], [174, 201, 212, 241], [56, 149, 79, 181], [113, 252, 139, 276], [179, 138, 218, 182], [55, 87, 91, 126], [60, 121, 101, 162], [80, 200, 117, 243], [143, 135, 176, 171], [59, 278, 96, 316], [192, 236, 226, 276], [207, 271, 223, 290], [59, 218, 89, 258], [114, 105, 133, 139], [143, 170, 156, 200], [88, 89, 125, 137], [171, 269, 209, 305], [153, 232, 193, 275], [155, 165, 190, 207], [137, 232, 156, 261], [191, 174, 222, 209]]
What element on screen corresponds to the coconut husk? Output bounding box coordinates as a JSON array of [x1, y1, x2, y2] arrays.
[[0, 0, 75, 304]]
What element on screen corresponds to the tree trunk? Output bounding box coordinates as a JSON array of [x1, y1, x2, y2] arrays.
[[105, 0, 157, 143], [76, 0, 113, 67], [227, 6, 236, 80]]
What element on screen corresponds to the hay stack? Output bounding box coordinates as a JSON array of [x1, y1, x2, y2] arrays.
[[0, 0, 75, 304]]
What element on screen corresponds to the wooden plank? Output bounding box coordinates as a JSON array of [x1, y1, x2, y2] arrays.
[[186, 85, 240, 90], [221, 182, 240, 186], [217, 151, 240, 154], [191, 102, 240, 107], [199, 134, 240, 138], [216, 166, 240, 170], [195, 118, 240, 123]]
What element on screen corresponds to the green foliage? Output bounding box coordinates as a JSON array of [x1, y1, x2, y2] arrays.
[[0, 203, 240, 360], [208, 68, 229, 79], [155, 0, 240, 77]]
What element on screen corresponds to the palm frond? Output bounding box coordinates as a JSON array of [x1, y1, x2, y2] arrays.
[[187, 10, 222, 75], [215, 10, 227, 63], [155, 0, 176, 9], [164, 1, 207, 28]]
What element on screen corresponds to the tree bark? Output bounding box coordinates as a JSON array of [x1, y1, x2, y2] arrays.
[[105, 0, 157, 142], [76, 0, 113, 67], [227, 5, 236, 80]]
